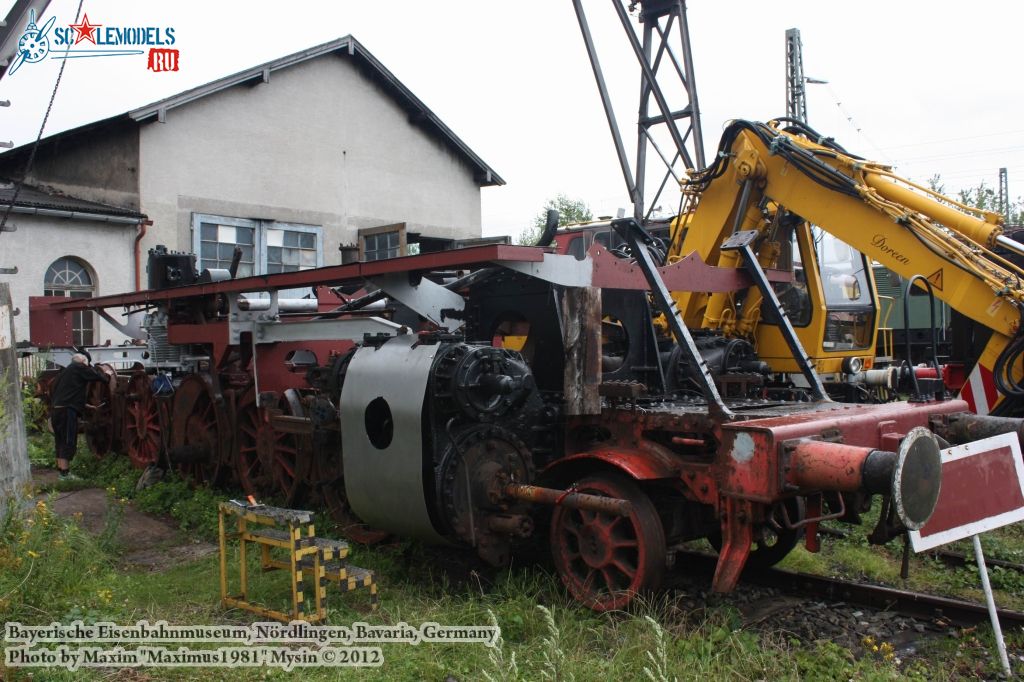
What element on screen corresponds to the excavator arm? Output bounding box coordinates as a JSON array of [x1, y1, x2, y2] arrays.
[[671, 119, 1024, 413]]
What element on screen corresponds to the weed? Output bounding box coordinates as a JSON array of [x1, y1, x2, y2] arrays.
[[535, 604, 574, 682], [96, 487, 127, 553], [641, 615, 675, 682], [0, 494, 116, 625], [482, 608, 520, 682], [26, 433, 54, 467], [21, 383, 47, 434]]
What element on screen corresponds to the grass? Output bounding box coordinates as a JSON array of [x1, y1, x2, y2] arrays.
[[779, 503, 1024, 612], [4, 437, 1023, 679]]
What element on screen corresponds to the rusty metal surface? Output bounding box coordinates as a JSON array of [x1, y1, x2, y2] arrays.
[[28, 295, 73, 346], [932, 411, 1024, 446], [504, 482, 634, 516], [584, 244, 793, 292], [786, 439, 875, 492]]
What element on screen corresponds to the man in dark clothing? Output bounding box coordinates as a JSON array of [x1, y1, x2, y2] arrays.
[[50, 353, 108, 478]]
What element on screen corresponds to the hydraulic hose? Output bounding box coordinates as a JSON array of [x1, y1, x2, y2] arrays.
[[993, 310, 1024, 398]]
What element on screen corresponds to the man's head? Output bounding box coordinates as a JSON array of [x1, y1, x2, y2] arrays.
[[70, 353, 89, 365]]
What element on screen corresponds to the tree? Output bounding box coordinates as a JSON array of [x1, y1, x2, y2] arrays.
[[517, 194, 593, 245], [929, 175, 1024, 224], [956, 181, 1024, 224]]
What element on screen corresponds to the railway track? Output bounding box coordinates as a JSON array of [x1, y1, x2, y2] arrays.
[[676, 551, 1024, 629], [927, 549, 1024, 574]]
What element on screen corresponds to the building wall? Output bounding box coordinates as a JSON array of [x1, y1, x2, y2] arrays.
[[138, 54, 483, 263], [0, 214, 136, 344], [0, 119, 141, 211]]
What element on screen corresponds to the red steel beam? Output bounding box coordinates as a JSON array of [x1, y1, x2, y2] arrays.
[[45, 244, 547, 312]]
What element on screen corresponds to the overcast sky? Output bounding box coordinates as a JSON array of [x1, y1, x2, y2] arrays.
[[1, 0, 1021, 238]]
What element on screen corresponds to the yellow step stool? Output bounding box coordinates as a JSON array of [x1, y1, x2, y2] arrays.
[[218, 500, 378, 623]]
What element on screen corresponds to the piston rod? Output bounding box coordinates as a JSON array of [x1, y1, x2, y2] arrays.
[[503, 483, 633, 517]]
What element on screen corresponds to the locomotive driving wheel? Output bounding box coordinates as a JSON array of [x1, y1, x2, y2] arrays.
[[270, 389, 312, 505], [84, 363, 119, 457], [170, 374, 228, 486], [550, 472, 665, 611], [123, 371, 162, 469], [234, 389, 275, 497]]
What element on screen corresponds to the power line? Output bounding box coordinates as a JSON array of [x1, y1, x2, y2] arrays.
[[822, 83, 893, 164], [874, 128, 1024, 152], [892, 143, 1024, 164]]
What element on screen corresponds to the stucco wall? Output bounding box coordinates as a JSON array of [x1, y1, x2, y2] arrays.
[[0, 214, 136, 345], [138, 54, 483, 262], [0, 283, 30, 512]]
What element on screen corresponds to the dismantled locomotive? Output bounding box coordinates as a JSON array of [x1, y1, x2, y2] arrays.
[[28, 220, 1023, 611]]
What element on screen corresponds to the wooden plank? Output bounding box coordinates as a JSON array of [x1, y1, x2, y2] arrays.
[[561, 286, 601, 416]]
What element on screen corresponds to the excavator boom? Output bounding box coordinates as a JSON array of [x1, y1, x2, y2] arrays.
[[672, 119, 1024, 413]]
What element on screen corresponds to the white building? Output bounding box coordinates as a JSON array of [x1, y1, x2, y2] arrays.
[[0, 183, 144, 346], [0, 36, 503, 346]]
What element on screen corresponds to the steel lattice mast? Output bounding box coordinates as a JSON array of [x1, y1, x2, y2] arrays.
[[573, 0, 705, 224]]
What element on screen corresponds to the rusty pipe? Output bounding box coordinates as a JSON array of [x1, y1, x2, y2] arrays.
[[503, 482, 633, 517], [133, 219, 151, 291]]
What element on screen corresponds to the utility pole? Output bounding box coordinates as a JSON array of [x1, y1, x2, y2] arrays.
[[785, 28, 807, 123], [999, 167, 1010, 223]]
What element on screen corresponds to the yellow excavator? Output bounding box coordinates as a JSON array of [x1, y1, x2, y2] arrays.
[[561, 1, 1024, 414], [665, 117, 1024, 415]]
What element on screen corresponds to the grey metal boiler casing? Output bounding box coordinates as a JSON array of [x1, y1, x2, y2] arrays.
[[339, 335, 447, 543]]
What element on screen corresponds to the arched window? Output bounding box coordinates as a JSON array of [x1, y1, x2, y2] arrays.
[[44, 257, 95, 346]]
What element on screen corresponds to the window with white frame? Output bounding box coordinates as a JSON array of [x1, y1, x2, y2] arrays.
[[192, 215, 322, 276], [359, 223, 406, 261], [44, 257, 95, 346]]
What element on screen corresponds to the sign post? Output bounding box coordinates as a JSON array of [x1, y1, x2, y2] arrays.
[[972, 534, 1011, 676], [909, 432, 1024, 678]]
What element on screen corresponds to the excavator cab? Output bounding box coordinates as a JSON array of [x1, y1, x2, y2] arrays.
[[758, 223, 879, 380]]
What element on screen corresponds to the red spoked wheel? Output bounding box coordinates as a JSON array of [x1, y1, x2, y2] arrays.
[[270, 390, 312, 505], [234, 391, 299, 497], [123, 371, 162, 469], [550, 473, 666, 611], [170, 374, 228, 486], [84, 363, 119, 457]]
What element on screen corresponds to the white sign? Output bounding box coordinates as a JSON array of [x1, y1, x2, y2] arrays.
[[909, 432, 1024, 552]]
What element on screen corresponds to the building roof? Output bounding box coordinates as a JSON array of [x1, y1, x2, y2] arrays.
[[0, 181, 145, 220], [2, 36, 505, 187]]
